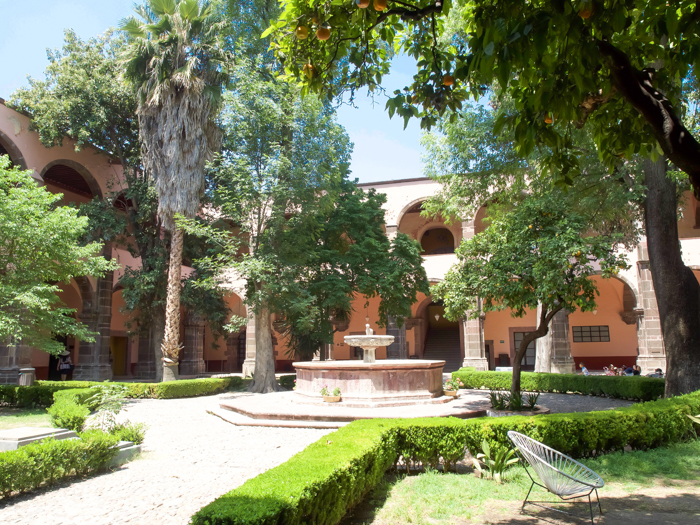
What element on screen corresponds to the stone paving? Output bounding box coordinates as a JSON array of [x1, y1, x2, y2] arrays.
[[0, 393, 330, 525], [0, 390, 634, 525]]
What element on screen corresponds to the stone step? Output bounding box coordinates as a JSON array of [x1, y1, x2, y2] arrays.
[[207, 408, 348, 429]]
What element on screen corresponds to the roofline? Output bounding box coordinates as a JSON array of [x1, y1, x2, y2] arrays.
[[357, 176, 431, 187]]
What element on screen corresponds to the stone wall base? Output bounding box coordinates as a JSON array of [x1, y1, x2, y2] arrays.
[[637, 356, 666, 375], [242, 358, 255, 378], [550, 357, 576, 374], [0, 367, 19, 385], [133, 361, 156, 381], [179, 359, 205, 377], [461, 358, 489, 371], [73, 364, 113, 382]]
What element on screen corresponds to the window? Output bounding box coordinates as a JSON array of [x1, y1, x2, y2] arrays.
[[572, 325, 610, 343], [513, 332, 536, 370]]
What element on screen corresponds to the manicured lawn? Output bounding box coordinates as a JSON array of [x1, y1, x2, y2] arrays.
[[0, 407, 52, 430], [343, 440, 700, 524]]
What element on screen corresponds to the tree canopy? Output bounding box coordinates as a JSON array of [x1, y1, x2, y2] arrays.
[[0, 157, 118, 354], [268, 0, 700, 190]]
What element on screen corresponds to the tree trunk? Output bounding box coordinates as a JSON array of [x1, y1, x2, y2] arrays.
[[248, 304, 283, 393], [150, 307, 166, 382], [643, 158, 700, 396], [160, 227, 184, 381]]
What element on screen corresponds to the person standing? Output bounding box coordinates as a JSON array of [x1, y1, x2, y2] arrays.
[[57, 351, 73, 381]]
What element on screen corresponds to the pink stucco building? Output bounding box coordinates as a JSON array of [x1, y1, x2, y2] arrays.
[[0, 99, 684, 383]]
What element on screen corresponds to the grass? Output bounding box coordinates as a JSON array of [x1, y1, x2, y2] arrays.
[[0, 407, 52, 430], [343, 439, 700, 524]]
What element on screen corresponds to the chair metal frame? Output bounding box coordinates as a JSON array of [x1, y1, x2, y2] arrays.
[[507, 431, 604, 524]]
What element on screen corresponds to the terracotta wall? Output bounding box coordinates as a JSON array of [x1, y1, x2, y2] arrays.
[[483, 308, 537, 368]]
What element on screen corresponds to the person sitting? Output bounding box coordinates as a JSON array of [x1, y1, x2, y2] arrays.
[[579, 362, 589, 376], [624, 366, 635, 376], [633, 365, 641, 376], [604, 366, 615, 376]]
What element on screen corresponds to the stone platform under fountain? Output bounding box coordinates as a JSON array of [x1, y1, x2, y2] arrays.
[[215, 323, 490, 427]]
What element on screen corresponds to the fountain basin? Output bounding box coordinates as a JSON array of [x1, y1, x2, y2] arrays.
[[294, 359, 446, 406]]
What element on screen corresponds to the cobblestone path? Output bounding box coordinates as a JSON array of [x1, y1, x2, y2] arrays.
[[0, 393, 329, 525]]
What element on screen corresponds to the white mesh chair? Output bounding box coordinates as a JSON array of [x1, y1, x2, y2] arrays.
[[507, 431, 604, 524]]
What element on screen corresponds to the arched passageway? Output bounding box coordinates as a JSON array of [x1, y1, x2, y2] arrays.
[[420, 228, 455, 254], [420, 301, 462, 372]]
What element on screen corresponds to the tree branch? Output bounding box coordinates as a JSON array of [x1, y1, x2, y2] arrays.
[[597, 39, 700, 194], [574, 88, 617, 128]]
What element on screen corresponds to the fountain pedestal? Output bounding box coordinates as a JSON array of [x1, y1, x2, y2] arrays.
[[293, 359, 446, 406]]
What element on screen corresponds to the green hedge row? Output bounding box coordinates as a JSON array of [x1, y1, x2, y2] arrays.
[[0, 377, 244, 407], [0, 430, 118, 498], [192, 390, 700, 525], [451, 369, 665, 401]]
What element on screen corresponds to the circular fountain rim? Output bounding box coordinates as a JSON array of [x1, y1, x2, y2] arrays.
[[293, 359, 446, 370]]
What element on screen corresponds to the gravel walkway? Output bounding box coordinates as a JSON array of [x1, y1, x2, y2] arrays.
[[0, 390, 634, 524], [0, 392, 330, 525]]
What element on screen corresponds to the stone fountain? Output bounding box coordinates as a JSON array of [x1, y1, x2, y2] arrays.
[[293, 323, 446, 407]]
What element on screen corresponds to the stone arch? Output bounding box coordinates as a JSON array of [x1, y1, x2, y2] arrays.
[[592, 271, 640, 312], [73, 276, 95, 314], [0, 129, 27, 169], [395, 197, 429, 229], [40, 159, 103, 199], [419, 227, 456, 254]]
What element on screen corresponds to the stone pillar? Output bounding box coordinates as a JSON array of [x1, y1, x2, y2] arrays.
[[462, 219, 476, 241], [636, 241, 666, 374], [461, 307, 488, 370], [536, 306, 576, 374], [133, 332, 155, 380], [385, 224, 398, 241], [180, 314, 206, 376], [0, 338, 32, 385], [386, 316, 407, 359], [241, 313, 256, 377], [74, 271, 114, 381]]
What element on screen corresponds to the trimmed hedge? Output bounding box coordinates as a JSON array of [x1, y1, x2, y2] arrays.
[[192, 390, 700, 525], [0, 377, 244, 408], [452, 368, 665, 401], [0, 430, 118, 498], [46, 399, 90, 432]]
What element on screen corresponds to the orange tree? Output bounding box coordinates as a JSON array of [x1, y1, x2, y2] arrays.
[[267, 0, 700, 396], [432, 193, 628, 397]]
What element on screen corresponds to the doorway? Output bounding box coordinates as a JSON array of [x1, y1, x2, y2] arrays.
[[110, 336, 128, 376]]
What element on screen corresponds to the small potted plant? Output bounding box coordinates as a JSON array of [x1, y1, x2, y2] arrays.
[[443, 378, 464, 397], [320, 385, 341, 402]]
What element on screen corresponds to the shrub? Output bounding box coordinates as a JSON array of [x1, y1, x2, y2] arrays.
[[278, 375, 296, 389], [111, 422, 147, 445], [452, 369, 665, 401], [0, 431, 118, 498], [152, 377, 240, 399], [53, 387, 101, 411], [192, 389, 700, 525], [47, 399, 90, 432]]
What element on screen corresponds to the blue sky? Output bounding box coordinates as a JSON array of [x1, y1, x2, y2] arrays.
[[0, 0, 425, 183]]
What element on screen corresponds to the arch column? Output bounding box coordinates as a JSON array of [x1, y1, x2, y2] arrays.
[[241, 313, 256, 377], [0, 338, 32, 384], [180, 313, 206, 376], [386, 316, 407, 359], [461, 302, 488, 370], [636, 241, 666, 373], [385, 224, 398, 241], [535, 305, 576, 373], [134, 332, 156, 380], [73, 270, 114, 381]]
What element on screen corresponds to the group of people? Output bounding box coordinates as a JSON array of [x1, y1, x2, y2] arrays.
[[579, 362, 664, 378], [603, 364, 642, 376]]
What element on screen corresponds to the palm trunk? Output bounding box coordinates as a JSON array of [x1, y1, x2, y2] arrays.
[[644, 158, 700, 396], [161, 227, 184, 381], [248, 302, 283, 393], [150, 307, 165, 382]]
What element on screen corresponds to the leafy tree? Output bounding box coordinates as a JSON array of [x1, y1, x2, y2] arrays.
[[10, 29, 230, 381], [433, 192, 628, 397], [0, 157, 118, 354], [268, 0, 700, 395], [186, 59, 428, 392], [121, 0, 230, 380]]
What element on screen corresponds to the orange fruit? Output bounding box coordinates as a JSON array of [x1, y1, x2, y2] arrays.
[[374, 0, 387, 11], [442, 74, 455, 86], [317, 25, 331, 41], [312, 16, 319, 25], [296, 26, 309, 39], [357, 0, 370, 7], [579, 7, 593, 19], [302, 63, 315, 79], [544, 113, 553, 124]]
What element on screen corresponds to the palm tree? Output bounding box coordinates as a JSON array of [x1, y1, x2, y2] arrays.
[[121, 0, 229, 381]]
